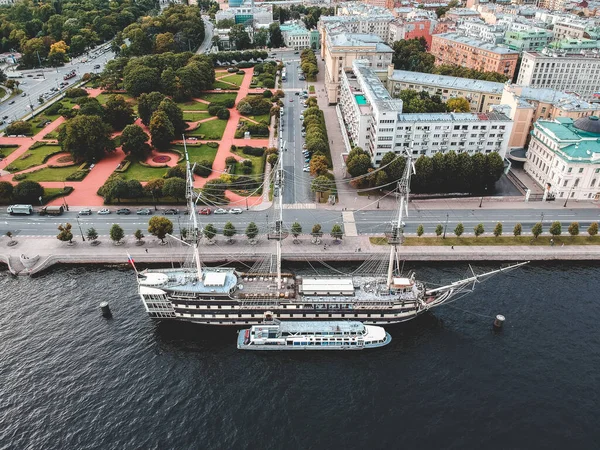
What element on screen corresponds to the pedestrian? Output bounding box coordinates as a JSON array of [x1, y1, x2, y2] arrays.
[[451, 246, 454, 249], [145, 248, 148, 253], [562, 243, 565, 247], [550, 239, 554, 247]]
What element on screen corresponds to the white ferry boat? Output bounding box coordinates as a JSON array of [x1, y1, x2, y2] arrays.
[[237, 318, 391, 350]]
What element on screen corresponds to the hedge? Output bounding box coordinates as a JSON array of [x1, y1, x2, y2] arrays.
[[242, 146, 265, 157], [66, 170, 89, 181]]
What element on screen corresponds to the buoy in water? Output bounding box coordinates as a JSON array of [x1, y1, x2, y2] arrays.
[[493, 314, 505, 330], [100, 302, 112, 318]]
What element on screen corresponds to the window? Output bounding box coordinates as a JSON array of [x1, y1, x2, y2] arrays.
[[579, 168, 584, 173]]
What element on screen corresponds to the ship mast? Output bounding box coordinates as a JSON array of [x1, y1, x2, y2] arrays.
[[387, 155, 413, 288], [183, 136, 202, 280]]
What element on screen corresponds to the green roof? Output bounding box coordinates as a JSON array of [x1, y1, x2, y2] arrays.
[[537, 118, 600, 161]]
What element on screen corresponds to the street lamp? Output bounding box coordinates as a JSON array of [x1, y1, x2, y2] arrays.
[[76, 217, 85, 242], [443, 213, 449, 239], [563, 186, 574, 207]]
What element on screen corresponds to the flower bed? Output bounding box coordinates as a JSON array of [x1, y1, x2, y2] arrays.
[[152, 155, 172, 163]]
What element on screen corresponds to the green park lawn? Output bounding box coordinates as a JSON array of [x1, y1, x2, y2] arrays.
[[42, 187, 72, 203], [0, 145, 19, 159], [188, 118, 227, 139], [198, 92, 238, 104], [95, 93, 137, 105], [235, 153, 265, 177], [118, 160, 168, 181], [212, 80, 239, 90], [171, 144, 217, 163], [44, 125, 63, 139], [24, 166, 85, 182], [8, 145, 62, 171], [244, 113, 270, 124], [176, 100, 209, 111], [219, 74, 245, 87], [183, 111, 212, 122]]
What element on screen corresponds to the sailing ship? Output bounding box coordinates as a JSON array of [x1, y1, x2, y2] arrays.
[[136, 141, 527, 326], [237, 314, 391, 350]]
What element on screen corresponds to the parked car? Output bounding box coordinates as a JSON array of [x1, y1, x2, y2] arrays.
[[294, 51, 299, 54], [163, 209, 178, 215], [2, 115, 8, 120], [199, 208, 212, 215], [214, 208, 228, 214], [98, 208, 111, 215], [229, 208, 243, 214], [303, 167, 310, 172], [301, 132, 306, 137], [78, 208, 92, 215], [20, 93, 26, 97], [136, 208, 152, 215], [294, 92, 300, 96], [8, 100, 14, 105], [116, 208, 131, 215]]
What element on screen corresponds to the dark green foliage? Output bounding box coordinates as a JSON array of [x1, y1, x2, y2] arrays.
[[397, 90, 448, 113], [241, 146, 265, 157], [13, 180, 44, 203], [193, 160, 213, 177], [138, 92, 166, 126], [58, 115, 116, 163], [165, 165, 186, 179]]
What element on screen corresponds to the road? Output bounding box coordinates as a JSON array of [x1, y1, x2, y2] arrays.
[[0, 44, 115, 131], [2, 207, 599, 238], [275, 50, 313, 205], [196, 16, 214, 54]]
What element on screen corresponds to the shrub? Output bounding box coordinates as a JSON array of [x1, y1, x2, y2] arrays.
[[242, 146, 265, 157], [165, 165, 186, 179], [46, 102, 64, 115], [66, 170, 89, 181], [65, 88, 88, 98], [208, 104, 222, 116], [207, 141, 219, 148], [6, 121, 32, 136], [193, 160, 213, 177], [262, 90, 273, 98], [217, 108, 230, 120], [225, 156, 237, 165], [13, 173, 27, 181]]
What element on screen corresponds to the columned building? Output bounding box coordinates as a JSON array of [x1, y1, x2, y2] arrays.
[[525, 116, 600, 201]]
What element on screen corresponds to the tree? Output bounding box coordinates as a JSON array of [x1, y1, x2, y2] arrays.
[[267, 153, 278, 168], [166, 165, 186, 179], [134, 229, 144, 244], [435, 224, 443, 237], [454, 223, 464, 238], [138, 92, 166, 126], [155, 32, 176, 54], [148, 216, 173, 244], [291, 221, 302, 242], [123, 65, 160, 97], [157, 98, 186, 135], [312, 224, 323, 237], [203, 223, 217, 241], [588, 222, 598, 236], [392, 38, 434, 73], [59, 115, 115, 163], [121, 125, 151, 158], [48, 40, 69, 66], [347, 153, 372, 178], [0, 181, 13, 199], [417, 224, 424, 237], [57, 223, 73, 244], [447, 97, 471, 112], [311, 175, 332, 197], [269, 23, 283, 48], [127, 180, 144, 199], [532, 222, 543, 239], [86, 227, 98, 244], [245, 222, 259, 240], [549, 221, 562, 236], [110, 224, 125, 244], [474, 223, 484, 237], [229, 24, 251, 50], [217, 19, 235, 28], [513, 223, 522, 236], [13, 181, 44, 203], [160, 67, 177, 97], [104, 94, 135, 130], [149, 110, 175, 151], [78, 98, 104, 117], [493, 222, 503, 238], [254, 28, 269, 48], [568, 222, 579, 237], [223, 221, 237, 242], [5, 121, 32, 136], [310, 155, 329, 176], [163, 177, 187, 201], [331, 224, 343, 241], [144, 178, 165, 199]]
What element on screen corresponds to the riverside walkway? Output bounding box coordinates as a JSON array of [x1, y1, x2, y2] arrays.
[[2, 234, 599, 276]]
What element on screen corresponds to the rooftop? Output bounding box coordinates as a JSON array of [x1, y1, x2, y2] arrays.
[[536, 117, 600, 161], [329, 33, 393, 53], [513, 86, 599, 111], [396, 111, 511, 122], [389, 69, 505, 94], [274, 321, 366, 334], [435, 33, 519, 55]]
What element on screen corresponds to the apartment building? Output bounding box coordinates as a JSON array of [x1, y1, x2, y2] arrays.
[[430, 33, 519, 78], [215, 6, 274, 26], [320, 28, 393, 104], [386, 67, 505, 113], [525, 116, 600, 201], [498, 84, 600, 149], [319, 14, 393, 44], [456, 20, 506, 44], [553, 20, 600, 40], [388, 19, 436, 47], [445, 8, 482, 21], [549, 38, 600, 52], [516, 49, 600, 102], [504, 29, 554, 51], [339, 60, 513, 165]]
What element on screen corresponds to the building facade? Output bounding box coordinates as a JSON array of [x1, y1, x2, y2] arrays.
[[503, 29, 554, 52], [339, 60, 513, 165], [525, 117, 600, 201], [385, 67, 505, 113], [516, 49, 600, 102], [321, 29, 393, 104], [280, 22, 320, 50], [430, 33, 519, 78]]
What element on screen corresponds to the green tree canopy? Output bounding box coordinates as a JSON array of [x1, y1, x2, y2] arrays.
[[148, 216, 173, 243], [157, 98, 186, 135], [138, 92, 166, 126], [57, 223, 73, 244], [513, 223, 522, 236], [203, 223, 217, 240], [245, 222, 259, 240], [163, 177, 187, 201], [121, 124, 151, 159], [59, 115, 116, 163], [149, 110, 175, 151], [532, 222, 543, 239], [104, 94, 135, 130], [493, 222, 503, 237], [13, 180, 44, 203], [568, 222, 579, 237], [110, 224, 124, 244], [331, 224, 343, 241], [223, 221, 237, 240], [549, 221, 562, 236], [454, 223, 464, 237]]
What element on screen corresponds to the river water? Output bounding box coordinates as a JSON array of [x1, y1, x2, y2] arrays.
[[0, 262, 599, 450]]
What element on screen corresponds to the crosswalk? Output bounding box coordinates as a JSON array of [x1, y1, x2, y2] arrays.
[[283, 203, 316, 209]]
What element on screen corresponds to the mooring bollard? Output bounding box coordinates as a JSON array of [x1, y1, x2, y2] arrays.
[[493, 314, 505, 330], [100, 302, 112, 318]]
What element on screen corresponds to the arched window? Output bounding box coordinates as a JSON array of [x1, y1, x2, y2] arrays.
[[591, 179, 596, 188]]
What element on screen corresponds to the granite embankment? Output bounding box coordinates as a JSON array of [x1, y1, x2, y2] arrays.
[[2, 235, 600, 275]]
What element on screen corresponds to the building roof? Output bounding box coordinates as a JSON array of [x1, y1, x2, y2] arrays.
[[536, 118, 600, 161], [514, 86, 599, 111], [434, 32, 519, 55], [574, 115, 600, 134], [396, 111, 511, 122], [329, 33, 393, 52], [389, 69, 505, 94]]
